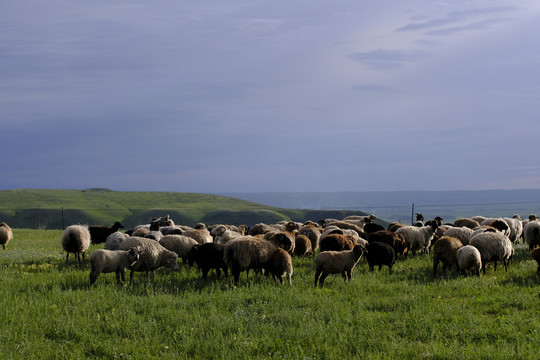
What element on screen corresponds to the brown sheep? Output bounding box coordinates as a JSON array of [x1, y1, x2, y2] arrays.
[[531, 247, 540, 275], [432, 236, 463, 276], [453, 218, 481, 229], [0, 222, 13, 250], [388, 222, 406, 232], [263, 248, 293, 285], [293, 234, 313, 256], [319, 233, 356, 252], [223, 236, 278, 284], [264, 230, 295, 254]]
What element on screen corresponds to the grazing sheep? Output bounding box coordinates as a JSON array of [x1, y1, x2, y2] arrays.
[[211, 225, 243, 244], [158, 235, 198, 263], [443, 227, 474, 246], [503, 217, 523, 243], [469, 231, 513, 275], [523, 220, 540, 250], [314, 245, 367, 287], [61, 225, 91, 264], [248, 223, 277, 236], [223, 236, 278, 284], [432, 236, 463, 276], [365, 242, 395, 273], [131, 226, 150, 237], [118, 237, 179, 283], [88, 221, 125, 244], [0, 222, 13, 250], [322, 220, 365, 235], [453, 218, 481, 229], [104, 231, 129, 250], [363, 223, 385, 234], [293, 234, 313, 257], [413, 213, 425, 227], [188, 243, 227, 280], [388, 222, 406, 232], [181, 227, 213, 244], [263, 248, 293, 285], [297, 223, 321, 252], [456, 245, 482, 276], [89, 248, 141, 286], [395, 223, 438, 255], [367, 230, 408, 257], [531, 247, 540, 275], [264, 231, 295, 254], [481, 218, 511, 237], [319, 233, 356, 252]]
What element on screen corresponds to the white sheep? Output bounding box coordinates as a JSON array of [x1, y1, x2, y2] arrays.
[[456, 245, 482, 276], [481, 218, 511, 237], [104, 231, 129, 250], [89, 248, 141, 286], [395, 223, 438, 255], [502, 216, 523, 243], [212, 225, 243, 244], [158, 234, 198, 263], [0, 222, 13, 250], [118, 236, 180, 284], [443, 227, 474, 245], [314, 244, 367, 287], [61, 224, 91, 264], [469, 231, 513, 275]]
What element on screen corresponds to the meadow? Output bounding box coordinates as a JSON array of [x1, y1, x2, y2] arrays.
[[1, 228, 539, 360]]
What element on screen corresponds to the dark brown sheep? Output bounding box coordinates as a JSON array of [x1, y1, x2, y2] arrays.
[[89, 221, 125, 244], [264, 231, 295, 254], [293, 234, 313, 257], [453, 218, 481, 229], [188, 243, 227, 280], [367, 230, 408, 257], [365, 242, 395, 273], [263, 248, 293, 285], [531, 247, 540, 275], [223, 236, 278, 284]]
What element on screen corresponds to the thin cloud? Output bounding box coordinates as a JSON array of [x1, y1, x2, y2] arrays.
[[424, 17, 512, 36], [348, 49, 428, 69], [395, 6, 520, 32]]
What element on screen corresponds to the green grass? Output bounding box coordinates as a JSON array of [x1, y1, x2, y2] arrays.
[[1, 229, 539, 359]]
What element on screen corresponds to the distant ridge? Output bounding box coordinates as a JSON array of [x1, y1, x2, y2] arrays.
[[218, 190, 540, 223]]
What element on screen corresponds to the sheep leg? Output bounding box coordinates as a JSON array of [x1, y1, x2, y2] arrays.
[[129, 269, 135, 285], [215, 267, 221, 279], [318, 273, 328, 287], [202, 267, 209, 280], [433, 260, 439, 277], [314, 269, 322, 287], [345, 270, 352, 282], [378, 264, 382, 271], [65, 253, 70, 264]]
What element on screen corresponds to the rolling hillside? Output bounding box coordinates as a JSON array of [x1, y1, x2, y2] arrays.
[[0, 189, 374, 229]]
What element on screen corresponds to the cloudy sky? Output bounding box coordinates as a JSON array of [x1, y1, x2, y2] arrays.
[[2, 0, 540, 193]]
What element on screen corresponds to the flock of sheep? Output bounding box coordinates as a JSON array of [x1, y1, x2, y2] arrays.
[[2, 211, 540, 288]]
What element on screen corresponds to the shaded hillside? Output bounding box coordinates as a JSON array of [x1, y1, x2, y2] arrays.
[[0, 189, 375, 229]]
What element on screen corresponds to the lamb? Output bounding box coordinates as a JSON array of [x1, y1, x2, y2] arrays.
[[314, 244, 367, 287], [469, 231, 513, 275], [522, 220, 540, 250], [61, 224, 91, 264], [263, 248, 293, 285], [223, 236, 278, 284], [395, 223, 438, 255], [442, 227, 474, 246], [367, 230, 408, 257], [456, 245, 482, 276], [0, 222, 13, 250], [158, 235, 198, 263], [365, 242, 395, 273], [531, 247, 540, 275], [89, 247, 141, 286], [319, 233, 356, 252], [432, 236, 463, 276], [88, 221, 125, 244], [188, 243, 227, 280], [293, 234, 313, 257], [104, 231, 129, 250], [118, 236, 179, 283]]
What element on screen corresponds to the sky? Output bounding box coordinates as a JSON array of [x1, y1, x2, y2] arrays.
[[2, 0, 540, 193]]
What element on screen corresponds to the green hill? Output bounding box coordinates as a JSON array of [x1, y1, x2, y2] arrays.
[[0, 188, 374, 229]]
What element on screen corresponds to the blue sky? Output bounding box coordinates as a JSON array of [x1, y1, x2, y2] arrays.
[[2, 0, 540, 192]]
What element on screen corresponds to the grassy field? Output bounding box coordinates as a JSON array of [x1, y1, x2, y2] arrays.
[[1, 229, 539, 359]]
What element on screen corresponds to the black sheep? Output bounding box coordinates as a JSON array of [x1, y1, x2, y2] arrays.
[[365, 242, 395, 273], [188, 243, 228, 280], [89, 221, 125, 244]]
